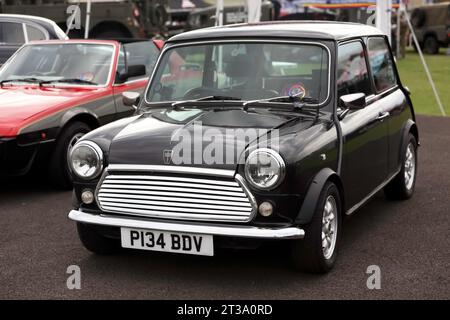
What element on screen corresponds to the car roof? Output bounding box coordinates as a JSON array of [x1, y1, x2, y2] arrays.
[[168, 21, 385, 43], [0, 14, 56, 27], [26, 39, 158, 46]]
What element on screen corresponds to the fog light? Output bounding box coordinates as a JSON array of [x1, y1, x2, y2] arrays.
[[258, 201, 273, 217], [81, 190, 94, 204]]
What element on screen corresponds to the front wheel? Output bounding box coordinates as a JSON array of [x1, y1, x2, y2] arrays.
[[77, 223, 120, 255], [290, 182, 342, 273], [423, 36, 439, 55], [384, 134, 418, 200], [49, 122, 91, 189]]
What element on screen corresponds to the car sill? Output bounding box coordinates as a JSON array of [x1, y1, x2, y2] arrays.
[[345, 168, 401, 216]]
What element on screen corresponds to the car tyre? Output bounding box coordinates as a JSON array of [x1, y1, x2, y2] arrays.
[[423, 36, 439, 54], [77, 223, 120, 255], [49, 121, 91, 189], [290, 182, 342, 273], [384, 133, 418, 200]]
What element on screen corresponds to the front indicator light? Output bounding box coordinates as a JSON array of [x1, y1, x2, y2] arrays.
[[81, 190, 95, 204], [258, 201, 273, 217]]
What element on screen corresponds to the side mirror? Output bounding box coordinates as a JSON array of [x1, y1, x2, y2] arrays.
[[122, 91, 141, 109], [338, 93, 366, 120], [339, 93, 366, 110], [118, 64, 146, 82]]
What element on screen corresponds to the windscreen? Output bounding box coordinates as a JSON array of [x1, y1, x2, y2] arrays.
[[146, 42, 329, 104]]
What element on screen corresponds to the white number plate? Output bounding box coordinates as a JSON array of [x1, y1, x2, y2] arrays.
[[120, 227, 214, 256]]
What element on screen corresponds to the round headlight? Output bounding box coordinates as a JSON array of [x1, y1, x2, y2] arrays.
[[244, 148, 286, 190], [69, 141, 103, 179]]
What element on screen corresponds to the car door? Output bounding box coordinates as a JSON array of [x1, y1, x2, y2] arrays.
[[113, 41, 160, 119], [338, 40, 389, 210], [366, 36, 410, 177], [0, 21, 25, 65]]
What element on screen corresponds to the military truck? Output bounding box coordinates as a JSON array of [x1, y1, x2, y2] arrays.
[[0, 0, 169, 38], [166, 0, 276, 34], [185, 1, 275, 31], [410, 2, 450, 54]]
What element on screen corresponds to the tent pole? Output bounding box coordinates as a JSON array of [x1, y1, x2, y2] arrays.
[[84, 0, 92, 39]]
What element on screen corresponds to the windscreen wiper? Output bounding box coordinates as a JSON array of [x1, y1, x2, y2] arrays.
[[40, 78, 98, 86], [243, 93, 320, 111], [171, 95, 242, 109], [0, 78, 44, 86]]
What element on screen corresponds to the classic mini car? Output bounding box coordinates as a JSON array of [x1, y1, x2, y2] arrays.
[[0, 14, 68, 66], [0, 39, 162, 188], [68, 22, 419, 273]]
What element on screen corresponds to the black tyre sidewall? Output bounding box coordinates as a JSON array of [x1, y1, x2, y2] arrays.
[[77, 223, 119, 255], [384, 133, 418, 200], [424, 36, 439, 54], [49, 122, 91, 189], [291, 182, 342, 273], [400, 134, 418, 198]]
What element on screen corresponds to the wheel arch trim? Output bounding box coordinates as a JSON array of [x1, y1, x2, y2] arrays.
[[295, 167, 344, 225]]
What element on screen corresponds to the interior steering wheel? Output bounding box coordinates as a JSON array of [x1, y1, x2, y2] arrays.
[[183, 87, 223, 100]]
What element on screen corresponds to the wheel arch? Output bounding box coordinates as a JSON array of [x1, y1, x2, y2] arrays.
[[57, 110, 100, 138], [295, 168, 345, 225], [90, 21, 133, 38]]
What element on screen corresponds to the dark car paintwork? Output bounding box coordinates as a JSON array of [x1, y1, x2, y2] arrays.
[[72, 22, 418, 231]]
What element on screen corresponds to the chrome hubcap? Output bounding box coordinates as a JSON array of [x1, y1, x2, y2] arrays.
[[67, 132, 85, 160], [322, 195, 338, 260], [404, 143, 416, 191]]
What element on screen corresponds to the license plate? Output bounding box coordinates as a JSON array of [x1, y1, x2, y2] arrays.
[[120, 227, 214, 256]]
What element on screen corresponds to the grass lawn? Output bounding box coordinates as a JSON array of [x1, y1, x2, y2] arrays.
[[396, 49, 449, 116]]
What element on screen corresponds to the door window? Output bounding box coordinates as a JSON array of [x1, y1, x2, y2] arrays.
[[337, 41, 372, 98], [116, 41, 159, 82], [367, 37, 397, 92], [26, 25, 47, 41], [0, 22, 25, 45]]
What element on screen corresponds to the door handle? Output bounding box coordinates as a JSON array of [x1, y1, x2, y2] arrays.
[[376, 111, 390, 121]]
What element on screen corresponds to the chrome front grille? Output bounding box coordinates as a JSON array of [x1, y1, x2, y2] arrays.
[[96, 168, 256, 223]]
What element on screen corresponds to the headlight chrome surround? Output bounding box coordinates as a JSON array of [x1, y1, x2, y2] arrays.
[[244, 148, 286, 190], [69, 140, 104, 180]]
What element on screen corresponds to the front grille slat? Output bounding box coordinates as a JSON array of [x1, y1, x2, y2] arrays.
[[102, 179, 243, 192], [97, 192, 252, 207], [98, 197, 253, 212], [104, 175, 240, 186], [98, 188, 250, 202], [100, 206, 250, 222], [100, 184, 247, 197], [96, 171, 256, 223]]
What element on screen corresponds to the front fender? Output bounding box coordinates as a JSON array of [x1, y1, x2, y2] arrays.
[[295, 167, 339, 225]]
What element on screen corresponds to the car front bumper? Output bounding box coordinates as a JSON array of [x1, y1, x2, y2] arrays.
[[68, 209, 305, 240]]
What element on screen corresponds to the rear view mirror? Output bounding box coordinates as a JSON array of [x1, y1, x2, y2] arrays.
[[122, 91, 141, 109], [339, 93, 366, 110], [118, 64, 146, 82]]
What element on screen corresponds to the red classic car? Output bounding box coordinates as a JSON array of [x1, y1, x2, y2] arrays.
[[0, 39, 162, 188]]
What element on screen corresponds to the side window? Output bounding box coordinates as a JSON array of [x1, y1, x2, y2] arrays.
[[337, 41, 372, 98], [0, 22, 25, 45], [116, 41, 159, 82], [367, 37, 397, 92], [26, 25, 47, 41]]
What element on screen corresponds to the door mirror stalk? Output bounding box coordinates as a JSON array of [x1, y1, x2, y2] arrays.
[[338, 93, 367, 120], [122, 91, 141, 109]]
